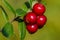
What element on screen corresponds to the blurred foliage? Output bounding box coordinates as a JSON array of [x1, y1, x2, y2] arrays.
[[0, 0, 60, 40]]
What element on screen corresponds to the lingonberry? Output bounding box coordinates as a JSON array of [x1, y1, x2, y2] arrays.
[[26, 24, 38, 33], [37, 15, 47, 27], [33, 3, 46, 16], [24, 12, 37, 24]]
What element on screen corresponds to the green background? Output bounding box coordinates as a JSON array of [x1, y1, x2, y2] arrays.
[[0, 0, 60, 40]]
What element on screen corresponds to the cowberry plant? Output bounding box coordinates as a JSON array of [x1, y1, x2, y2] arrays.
[[0, 0, 47, 40]]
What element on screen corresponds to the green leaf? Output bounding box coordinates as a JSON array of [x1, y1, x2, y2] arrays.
[[21, 4, 28, 12], [0, 6, 9, 21], [16, 1, 28, 17], [41, 1, 47, 6], [16, 9, 26, 17], [29, 0, 33, 9], [28, 0, 36, 9], [25, 1, 31, 9], [3, 0, 16, 16], [18, 22, 26, 40], [2, 22, 13, 38]]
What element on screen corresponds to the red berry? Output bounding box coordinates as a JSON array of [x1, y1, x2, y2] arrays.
[[37, 15, 47, 27], [24, 12, 37, 24], [27, 24, 38, 33], [33, 3, 46, 15]]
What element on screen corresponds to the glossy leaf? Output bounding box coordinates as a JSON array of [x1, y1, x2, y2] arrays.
[[3, 0, 16, 16], [2, 22, 13, 38], [18, 22, 26, 40], [16, 9, 26, 16]]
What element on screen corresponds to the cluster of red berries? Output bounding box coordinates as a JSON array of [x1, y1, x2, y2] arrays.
[[24, 3, 47, 33]]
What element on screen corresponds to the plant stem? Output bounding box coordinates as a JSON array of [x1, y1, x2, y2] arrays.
[[11, 16, 24, 23], [0, 5, 23, 23]]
